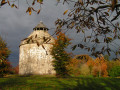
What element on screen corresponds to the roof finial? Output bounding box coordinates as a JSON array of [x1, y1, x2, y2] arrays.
[[40, 21, 43, 24], [40, 21, 43, 23]]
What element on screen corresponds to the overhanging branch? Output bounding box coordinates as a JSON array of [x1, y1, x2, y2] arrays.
[[95, 4, 120, 12]]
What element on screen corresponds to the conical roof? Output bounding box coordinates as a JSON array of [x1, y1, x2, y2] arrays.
[[35, 21, 47, 28], [33, 21, 48, 30]]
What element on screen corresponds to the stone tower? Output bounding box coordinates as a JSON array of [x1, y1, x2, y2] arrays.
[[19, 21, 55, 75]]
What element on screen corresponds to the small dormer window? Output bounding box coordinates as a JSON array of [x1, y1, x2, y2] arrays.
[[40, 28, 43, 30]]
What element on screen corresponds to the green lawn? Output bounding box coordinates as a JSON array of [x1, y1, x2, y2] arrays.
[[0, 75, 120, 90]]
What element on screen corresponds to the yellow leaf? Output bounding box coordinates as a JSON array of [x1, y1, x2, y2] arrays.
[[14, 5, 17, 8], [111, 0, 117, 11], [40, 0, 43, 4], [32, 0, 35, 5], [63, 10, 68, 15], [104, 12, 109, 16], [37, 0, 43, 4], [29, 10, 32, 15], [31, 7, 36, 11], [27, 7, 32, 15], [37, 0, 39, 2], [7, 0, 10, 5], [108, 8, 111, 12], [71, 22, 75, 27], [107, 37, 112, 40], [82, 30, 84, 33], [26, 8, 29, 13], [79, 0, 83, 5], [1, 0, 7, 6], [1, 0, 5, 4], [37, 9, 40, 14], [11, 4, 14, 8]]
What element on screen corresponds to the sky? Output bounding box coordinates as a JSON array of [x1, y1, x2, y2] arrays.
[[0, 0, 118, 67], [0, 0, 87, 66]]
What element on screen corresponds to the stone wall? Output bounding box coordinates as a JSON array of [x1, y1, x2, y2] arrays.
[[19, 43, 55, 75]]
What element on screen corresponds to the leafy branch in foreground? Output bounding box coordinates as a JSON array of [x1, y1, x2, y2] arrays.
[[0, 0, 43, 15], [55, 0, 120, 57]]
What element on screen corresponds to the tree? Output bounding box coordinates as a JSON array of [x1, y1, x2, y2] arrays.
[[68, 58, 81, 76], [0, 36, 11, 77], [86, 58, 94, 75], [68, 55, 93, 76], [80, 64, 90, 76], [51, 32, 71, 78], [92, 56, 108, 77], [1, 0, 120, 57]]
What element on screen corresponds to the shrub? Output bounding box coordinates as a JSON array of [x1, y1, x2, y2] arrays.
[[108, 66, 120, 77], [0, 60, 12, 77]]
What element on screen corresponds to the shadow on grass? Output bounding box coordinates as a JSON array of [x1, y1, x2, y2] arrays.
[[51, 77, 120, 90], [0, 77, 27, 89], [0, 76, 120, 90]]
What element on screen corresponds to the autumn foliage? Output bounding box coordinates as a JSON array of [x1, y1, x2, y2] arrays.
[[92, 57, 108, 77], [69, 55, 108, 77], [0, 36, 11, 77], [68, 58, 81, 76]]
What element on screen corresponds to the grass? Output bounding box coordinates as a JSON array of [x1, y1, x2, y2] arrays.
[[0, 75, 120, 90]]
